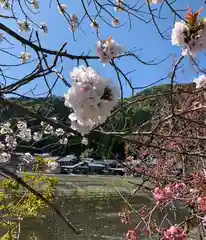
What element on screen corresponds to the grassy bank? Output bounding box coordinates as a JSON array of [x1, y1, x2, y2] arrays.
[[16, 172, 151, 199]]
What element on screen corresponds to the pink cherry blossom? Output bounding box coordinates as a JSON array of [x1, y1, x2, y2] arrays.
[[125, 229, 140, 240], [164, 226, 187, 240], [154, 186, 173, 204], [173, 183, 186, 194], [154, 183, 186, 204], [197, 196, 206, 212]]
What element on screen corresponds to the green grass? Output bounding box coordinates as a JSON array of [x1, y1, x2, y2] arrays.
[[16, 173, 151, 199]]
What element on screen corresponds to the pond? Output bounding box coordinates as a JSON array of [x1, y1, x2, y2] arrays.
[[19, 193, 187, 240]]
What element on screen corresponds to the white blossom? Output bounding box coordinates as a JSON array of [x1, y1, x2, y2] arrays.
[[112, 18, 120, 27], [21, 52, 31, 63], [32, 0, 39, 9], [0, 122, 12, 135], [64, 66, 120, 135], [58, 4, 67, 15], [41, 121, 46, 127], [17, 128, 32, 141], [186, 21, 206, 56], [91, 20, 99, 29], [0, 1, 11, 10], [5, 135, 17, 148], [0, 152, 11, 163], [70, 14, 78, 32], [114, 0, 124, 12], [70, 119, 91, 135], [17, 121, 27, 130], [172, 20, 206, 56], [47, 160, 59, 170], [16, 121, 32, 142], [0, 142, 5, 150], [59, 137, 68, 145], [22, 152, 35, 163], [55, 128, 64, 136], [40, 22, 48, 33], [171, 21, 189, 47], [193, 75, 206, 89], [148, 0, 162, 4], [33, 132, 43, 142], [81, 137, 88, 145], [18, 20, 31, 32], [96, 37, 122, 63], [44, 125, 54, 135]]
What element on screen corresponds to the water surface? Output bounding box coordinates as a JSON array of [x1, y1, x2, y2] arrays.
[[19, 194, 187, 240]]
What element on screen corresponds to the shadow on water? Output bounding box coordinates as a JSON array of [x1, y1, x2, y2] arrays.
[[18, 194, 188, 240]]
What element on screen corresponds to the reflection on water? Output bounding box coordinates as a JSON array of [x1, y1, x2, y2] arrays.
[[18, 194, 187, 240]]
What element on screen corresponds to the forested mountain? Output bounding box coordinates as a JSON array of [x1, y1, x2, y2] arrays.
[[0, 83, 195, 159]]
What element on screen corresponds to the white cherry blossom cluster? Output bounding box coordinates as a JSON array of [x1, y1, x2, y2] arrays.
[[193, 75, 206, 89], [47, 160, 59, 170], [18, 20, 31, 32], [5, 135, 17, 149], [0, 120, 58, 146], [96, 37, 122, 63], [22, 152, 35, 163], [0, 124, 12, 163], [17, 121, 27, 129], [171, 11, 206, 56], [55, 128, 65, 136], [40, 122, 66, 137], [0, 122, 13, 135], [44, 125, 54, 135], [0, 152, 11, 163], [21, 52, 31, 63], [32, 0, 39, 9], [17, 121, 32, 142], [0, 119, 69, 164], [41, 121, 54, 135], [112, 18, 120, 27], [40, 22, 48, 33], [0, 123, 16, 162], [58, 4, 67, 15], [114, 0, 124, 12], [64, 65, 120, 135], [33, 131, 43, 142], [70, 14, 78, 32]]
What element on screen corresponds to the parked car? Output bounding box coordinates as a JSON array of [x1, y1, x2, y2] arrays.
[[88, 162, 107, 174], [108, 164, 125, 176], [73, 162, 89, 174]]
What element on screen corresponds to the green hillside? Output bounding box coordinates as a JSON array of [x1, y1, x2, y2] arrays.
[[0, 83, 195, 159]]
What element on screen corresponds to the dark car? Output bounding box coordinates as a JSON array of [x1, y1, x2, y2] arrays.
[[73, 161, 89, 174], [88, 162, 107, 174], [108, 164, 125, 176]]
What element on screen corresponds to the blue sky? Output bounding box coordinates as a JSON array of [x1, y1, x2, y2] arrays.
[[0, 0, 205, 98]]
